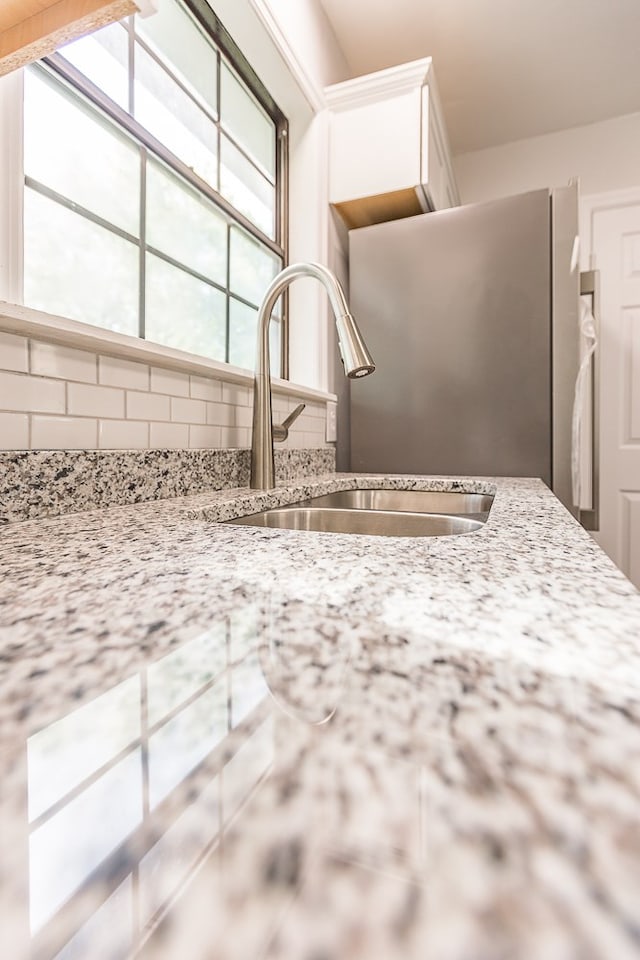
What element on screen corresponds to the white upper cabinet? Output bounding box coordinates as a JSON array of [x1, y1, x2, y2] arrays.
[[325, 58, 459, 229]]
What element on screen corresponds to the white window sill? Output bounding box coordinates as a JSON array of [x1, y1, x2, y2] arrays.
[[0, 301, 337, 404]]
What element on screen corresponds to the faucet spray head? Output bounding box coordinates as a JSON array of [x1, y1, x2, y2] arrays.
[[336, 313, 376, 379]]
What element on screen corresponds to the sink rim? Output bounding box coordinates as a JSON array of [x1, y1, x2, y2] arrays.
[[224, 504, 486, 538], [290, 488, 494, 517]]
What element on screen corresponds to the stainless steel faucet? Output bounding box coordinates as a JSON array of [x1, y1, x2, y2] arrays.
[[250, 262, 376, 490]]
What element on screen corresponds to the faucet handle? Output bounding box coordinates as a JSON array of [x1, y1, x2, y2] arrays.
[[273, 402, 305, 442]]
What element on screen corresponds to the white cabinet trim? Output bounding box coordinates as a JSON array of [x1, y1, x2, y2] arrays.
[[247, 0, 325, 113], [325, 57, 434, 110]]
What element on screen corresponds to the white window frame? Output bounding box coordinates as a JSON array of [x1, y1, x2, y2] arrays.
[[0, 68, 24, 306]]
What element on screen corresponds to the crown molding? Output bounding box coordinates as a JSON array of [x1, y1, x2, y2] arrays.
[[247, 0, 326, 114], [324, 57, 433, 111]]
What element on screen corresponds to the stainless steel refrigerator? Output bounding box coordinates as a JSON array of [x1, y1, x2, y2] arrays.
[[347, 185, 580, 513]]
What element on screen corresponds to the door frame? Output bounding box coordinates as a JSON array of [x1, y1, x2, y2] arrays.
[[580, 185, 640, 575], [581, 186, 640, 271]]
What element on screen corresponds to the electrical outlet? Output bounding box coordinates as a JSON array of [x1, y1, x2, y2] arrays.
[[326, 401, 337, 442]]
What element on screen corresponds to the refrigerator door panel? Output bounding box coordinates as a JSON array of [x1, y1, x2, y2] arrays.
[[349, 190, 552, 480]]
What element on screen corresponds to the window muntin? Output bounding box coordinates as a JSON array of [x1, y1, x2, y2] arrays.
[[133, 38, 219, 188], [220, 134, 275, 237], [146, 159, 226, 284], [220, 62, 275, 177], [22, 0, 286, 377], [229, 228, 280, 306], [58, 21, 129, 109], [227, 299, 281, 374], [24, 188, 140, 336], [145, 253, 227, 360], [135, 0, 218, 115], [24, 69, 140, 236]]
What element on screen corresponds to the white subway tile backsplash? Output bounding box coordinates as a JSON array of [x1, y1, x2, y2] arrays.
[[126, 391, 170, 421], [171, 396, 206, 424], [0, 412, 29, 448], [68, 383, 125, 418], [0, 371, 65, 413], [0, 331, 29, 373], [99, 356, 149, 390], [234, 405, 252, 428], [31, 416, 97, 449], [306, 403, 326, 420], [295, 415, 313, 432], [222, 383, 251, 407], [99, 419, 149, 449], [190, 375, 222, 402], [301, 417, 324, 436], [272, 398, 288, 417], [31, 341, 97, 383], [220, 426, 249, 448], [189, 424, 222, 448], [150, 367, 190, 397], [0, 331, 328, 454], [150, 422, 189, 448], [206, 402, 234, 427], [302, 432, 326, 448]]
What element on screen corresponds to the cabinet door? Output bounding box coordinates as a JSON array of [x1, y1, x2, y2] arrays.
[[329, 88, 422, 205]]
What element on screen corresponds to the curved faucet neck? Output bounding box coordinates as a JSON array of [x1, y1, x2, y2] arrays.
[[257, 264, 350, 342], [250, 262, 374, 491]]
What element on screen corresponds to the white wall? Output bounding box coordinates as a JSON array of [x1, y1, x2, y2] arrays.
[[454, 111, 640, 205]]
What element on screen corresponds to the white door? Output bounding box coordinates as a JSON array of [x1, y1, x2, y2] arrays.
[[587, 196, 640, 588]]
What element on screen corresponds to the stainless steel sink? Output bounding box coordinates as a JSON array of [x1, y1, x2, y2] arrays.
[[225, 507, 483, 538], [293, 489, 493, 517], [224, 488, 493, 538]]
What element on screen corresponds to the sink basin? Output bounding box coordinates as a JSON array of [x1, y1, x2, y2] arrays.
[[224, 487, 493, 538], [292, 489, 493, 517], [225, 506, 483, 537]]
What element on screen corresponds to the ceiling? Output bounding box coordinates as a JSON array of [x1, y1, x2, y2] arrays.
[[318, 0, 640, 155]]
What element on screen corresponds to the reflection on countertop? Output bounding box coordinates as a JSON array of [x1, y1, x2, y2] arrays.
[[1, 473, 640, 960]]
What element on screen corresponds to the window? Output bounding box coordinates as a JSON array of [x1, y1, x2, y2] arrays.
[[22, 0, 287, 376]]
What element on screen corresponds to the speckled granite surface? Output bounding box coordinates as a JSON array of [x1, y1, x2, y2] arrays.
[[0, 447, 335, 522], [1, 473, 639, 960]]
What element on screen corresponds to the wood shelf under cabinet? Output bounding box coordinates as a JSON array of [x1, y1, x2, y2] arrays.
[[0, 0, 138, 76]]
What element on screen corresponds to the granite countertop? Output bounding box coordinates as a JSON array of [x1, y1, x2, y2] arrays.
[[1, 473, 640, 960]]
